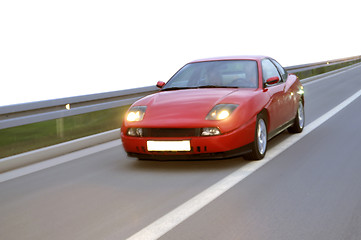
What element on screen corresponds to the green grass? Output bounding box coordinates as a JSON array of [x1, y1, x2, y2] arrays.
[[0, 105, 130, 158]]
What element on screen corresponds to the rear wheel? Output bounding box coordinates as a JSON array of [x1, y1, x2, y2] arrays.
[[288, 100, 305, 133], [245, 115, 267, 160]]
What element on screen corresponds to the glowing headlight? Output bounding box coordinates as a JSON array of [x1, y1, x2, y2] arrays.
[[218, 110, 230, 120], [297, 86, 304, 95], [126, 106, 147, 122], [206, 104, 238, 120]]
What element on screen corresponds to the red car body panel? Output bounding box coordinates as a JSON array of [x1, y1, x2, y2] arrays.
[[121, 56, 303, 159], [125, 88, 261, 132], [265, 74, 299, 131]]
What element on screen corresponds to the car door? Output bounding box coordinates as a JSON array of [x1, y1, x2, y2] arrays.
[[261, 58, 293, 132], [270, 58, 297, 122]]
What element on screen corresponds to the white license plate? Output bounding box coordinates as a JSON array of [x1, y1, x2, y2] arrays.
[[147, 140, 191, 152]]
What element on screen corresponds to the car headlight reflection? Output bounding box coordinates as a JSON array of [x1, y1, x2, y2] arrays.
[[297, 85, 304, 95], [126, 106, 147, 122], [206, 104, 238, 120]]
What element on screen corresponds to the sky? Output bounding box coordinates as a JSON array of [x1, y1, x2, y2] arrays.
[[0, 0, 360, 106]]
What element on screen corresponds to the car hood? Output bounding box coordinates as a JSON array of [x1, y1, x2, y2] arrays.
[[130, 88, 257, 128]]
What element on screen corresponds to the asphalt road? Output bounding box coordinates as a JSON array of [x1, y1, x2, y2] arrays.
[[1, 64, 361, 240]]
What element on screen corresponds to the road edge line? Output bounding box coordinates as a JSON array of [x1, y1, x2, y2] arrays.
[[0, 129, 120, 173]]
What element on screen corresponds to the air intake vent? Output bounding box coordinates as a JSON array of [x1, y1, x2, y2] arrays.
[[142, 128, 201, 137]]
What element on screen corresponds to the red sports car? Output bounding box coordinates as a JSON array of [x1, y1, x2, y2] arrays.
[[121, 56, 304, 160]]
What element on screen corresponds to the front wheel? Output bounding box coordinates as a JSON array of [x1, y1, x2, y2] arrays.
[[244, 116, 268, 160]]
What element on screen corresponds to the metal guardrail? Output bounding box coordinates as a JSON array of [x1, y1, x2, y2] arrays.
[[285, 55, 361, 74], [1, 55, 361, 130], [285, 55, 361, 72], [0, 86, 158, 130]]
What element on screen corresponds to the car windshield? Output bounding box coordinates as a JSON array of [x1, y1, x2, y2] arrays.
[[162, 60, 258, 91]]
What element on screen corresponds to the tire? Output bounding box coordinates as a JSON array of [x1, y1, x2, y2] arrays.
[[288, 100, 305, 133], [244, 115, 268, 160]]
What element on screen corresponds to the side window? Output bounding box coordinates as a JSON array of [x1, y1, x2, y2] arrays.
[[270, 59, 288, 81], [261, 59, 281, 84]]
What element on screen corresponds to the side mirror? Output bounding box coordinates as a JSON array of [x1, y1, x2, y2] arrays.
[[266, 76, 280, 86], [156, 81, 165, 89]]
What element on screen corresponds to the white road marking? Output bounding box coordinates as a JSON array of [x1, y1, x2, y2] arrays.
[[126, 88, 361, 240], [0, 140, 122, 183]]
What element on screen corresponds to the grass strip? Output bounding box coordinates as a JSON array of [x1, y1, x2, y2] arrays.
[[0, 105, 129, 158]]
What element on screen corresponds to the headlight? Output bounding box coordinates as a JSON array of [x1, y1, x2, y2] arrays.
[[201, 127, 221, 136], [127, 128, 143, 137], [297, 85, 304, 95], [206, 104, 238, 120], [126, 106, 147, 122]]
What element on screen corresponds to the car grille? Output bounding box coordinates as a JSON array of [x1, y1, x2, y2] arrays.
[[142, 128, 201, 137]]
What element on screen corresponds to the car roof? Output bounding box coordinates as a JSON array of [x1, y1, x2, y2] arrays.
[[189, 55, 268, 63]]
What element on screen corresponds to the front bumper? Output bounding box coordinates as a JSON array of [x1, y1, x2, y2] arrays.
[[127, 143, 253, 160], [121, 118, 256, 160]]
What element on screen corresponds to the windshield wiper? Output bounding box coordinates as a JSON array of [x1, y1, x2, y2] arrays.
[[162, 85, 238, 91], [197, 85, 219, 88], [198, 85, 238, 88], [161, 87, 196, 91]]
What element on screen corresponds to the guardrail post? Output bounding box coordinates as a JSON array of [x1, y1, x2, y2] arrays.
[[56, 118, 64, 138]]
